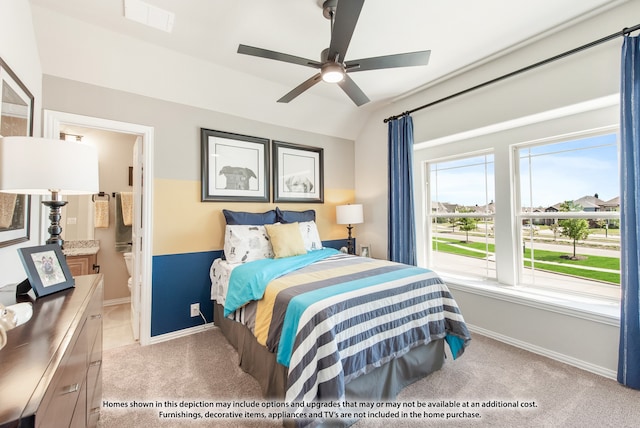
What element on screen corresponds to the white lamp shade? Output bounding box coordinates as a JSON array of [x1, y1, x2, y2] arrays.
[[0, 136, 99, 195], [336, 204, 364, 225]]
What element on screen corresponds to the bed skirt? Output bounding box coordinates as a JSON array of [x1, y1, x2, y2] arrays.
[[213, 301, 445, 423]]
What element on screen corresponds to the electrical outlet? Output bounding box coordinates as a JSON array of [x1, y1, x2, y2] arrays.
[[190, 303, 200, 317]]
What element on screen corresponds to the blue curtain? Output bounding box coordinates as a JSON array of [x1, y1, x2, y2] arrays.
[[387, 114, 417, 265], [618, 35, 640, 390]]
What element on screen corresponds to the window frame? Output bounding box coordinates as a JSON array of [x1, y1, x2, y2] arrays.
[[511, 126, 620, 298], [415, 98, 621, 303]]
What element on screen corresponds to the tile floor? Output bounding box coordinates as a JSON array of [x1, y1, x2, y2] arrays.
[[102, 303, 137, 350]]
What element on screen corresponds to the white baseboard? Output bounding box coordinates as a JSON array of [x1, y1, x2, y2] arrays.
[[148, 323, 216, 345], [103, 297, 130, 307], [467, 323, 617, 380]]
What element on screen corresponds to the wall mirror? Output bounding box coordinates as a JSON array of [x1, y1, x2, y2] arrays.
[[0, 57, 34, 248]]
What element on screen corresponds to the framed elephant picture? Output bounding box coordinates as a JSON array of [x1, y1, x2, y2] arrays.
[[200, 128, 270, 202]]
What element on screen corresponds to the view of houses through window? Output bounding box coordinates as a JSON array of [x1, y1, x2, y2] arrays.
[[428, 153, 496, 280], [425, 131, 620, 300]]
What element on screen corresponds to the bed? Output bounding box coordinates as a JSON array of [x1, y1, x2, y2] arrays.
[[210, 209, 471, 427]]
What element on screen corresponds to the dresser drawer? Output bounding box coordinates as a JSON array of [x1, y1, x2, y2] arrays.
[[37, 320, 89, 428]]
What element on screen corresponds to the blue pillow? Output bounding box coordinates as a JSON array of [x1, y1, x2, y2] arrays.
[[223, 209, 277, 225], [276, 207, 316, 223]]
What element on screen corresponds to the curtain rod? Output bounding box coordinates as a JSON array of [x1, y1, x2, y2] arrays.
[[383, 23, 640, 123]]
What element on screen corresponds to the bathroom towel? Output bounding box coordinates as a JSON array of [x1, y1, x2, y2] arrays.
[[0, 193, 17, 229], [120, 192, 134, 226], [115, 193, 132, 253], [94, 200, 109, 228]]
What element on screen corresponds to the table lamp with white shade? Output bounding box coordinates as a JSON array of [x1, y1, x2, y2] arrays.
[[0, 136, 99, 248], [336, 203, 363, 255]]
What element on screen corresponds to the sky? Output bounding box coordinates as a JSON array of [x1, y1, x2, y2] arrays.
[[430, 133, 619, 208]]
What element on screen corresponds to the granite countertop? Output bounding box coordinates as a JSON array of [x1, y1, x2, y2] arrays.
[[63, 240, 100, 256]]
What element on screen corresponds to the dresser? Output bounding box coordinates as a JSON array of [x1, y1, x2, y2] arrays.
[[0, 274, 103, 428]]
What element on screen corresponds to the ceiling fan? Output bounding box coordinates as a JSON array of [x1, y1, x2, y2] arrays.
[[237, 0, 431, 106]]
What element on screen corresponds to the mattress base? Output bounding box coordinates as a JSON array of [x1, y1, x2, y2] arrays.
[[213, 302, 445, 426]]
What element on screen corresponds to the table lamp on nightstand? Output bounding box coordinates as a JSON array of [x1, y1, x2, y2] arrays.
[[336, 204, 363, 255], [0, 136, 99, 248]]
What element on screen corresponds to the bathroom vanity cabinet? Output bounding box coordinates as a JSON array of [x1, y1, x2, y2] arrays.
[[0, 274, 104, 427], [66, 253, 99, 277], [63, 240, 100, 277]]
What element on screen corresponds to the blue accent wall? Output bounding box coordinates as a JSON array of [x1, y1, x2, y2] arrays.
[[150, 239, 349, 337], [151, 250, 221, 336]]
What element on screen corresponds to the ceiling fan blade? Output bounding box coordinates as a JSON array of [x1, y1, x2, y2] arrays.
[[345, 50, 431, 72], [337, 74, 370, 106], [238, 44, 321, 68], [277, 73, 323, 103], [328, 0, 364, 62]]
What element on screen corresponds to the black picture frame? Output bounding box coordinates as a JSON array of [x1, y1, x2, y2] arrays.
[[17, 244, 75, 298], [0, 56, 34, 248], [273, 141, 324, 203], [200, 128, 270, 202]]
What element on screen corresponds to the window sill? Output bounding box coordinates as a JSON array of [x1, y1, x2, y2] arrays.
[[440, 272, 620, 327]]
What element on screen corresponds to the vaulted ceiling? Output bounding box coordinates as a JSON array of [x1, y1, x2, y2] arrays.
[[28, 0, 621, 139]]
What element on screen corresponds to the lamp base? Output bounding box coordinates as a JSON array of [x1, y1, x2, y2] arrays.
[[346, 224, 354, 255], [42, 199, 67, 247]]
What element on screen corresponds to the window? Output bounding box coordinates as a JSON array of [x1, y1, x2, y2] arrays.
[[427, 153, 496, 280], [421, 125, 620, 300], [516, 132, 620, 298]]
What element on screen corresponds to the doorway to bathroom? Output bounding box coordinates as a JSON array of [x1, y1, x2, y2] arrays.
[[43, 110, 154, 346]]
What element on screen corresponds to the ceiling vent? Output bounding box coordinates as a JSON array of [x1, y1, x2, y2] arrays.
[[124, 0, 175, 33]]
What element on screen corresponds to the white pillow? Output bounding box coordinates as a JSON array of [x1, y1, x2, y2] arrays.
[[224, 225, 274, 263], [298, 221, 323, 251]]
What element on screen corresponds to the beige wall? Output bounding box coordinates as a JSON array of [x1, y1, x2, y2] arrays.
[[61, 127, 136, 302], [0, 0, 44, 282], [41, 76, 356, 257]]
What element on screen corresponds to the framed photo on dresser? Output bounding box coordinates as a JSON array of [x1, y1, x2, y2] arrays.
[[17, 244, 74, 298]]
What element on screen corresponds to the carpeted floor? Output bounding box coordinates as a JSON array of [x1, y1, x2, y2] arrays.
[[98, 328, 640, 427]]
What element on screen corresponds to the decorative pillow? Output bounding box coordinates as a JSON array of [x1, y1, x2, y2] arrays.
[[224, 225, 274, 263], [275, 207, 316, 224], [223, 209, 277, 225], [264, 222, 307, 258], [298, 221, 323, 251]]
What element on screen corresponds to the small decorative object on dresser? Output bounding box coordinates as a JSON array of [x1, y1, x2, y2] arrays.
[[17, 243, 75, 298]]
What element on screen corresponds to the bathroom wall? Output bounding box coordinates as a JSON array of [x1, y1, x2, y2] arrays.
[[61, 126, 136, 303]]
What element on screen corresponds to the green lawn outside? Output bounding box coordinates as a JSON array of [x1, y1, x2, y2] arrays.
[[433, 237, 620, 285]]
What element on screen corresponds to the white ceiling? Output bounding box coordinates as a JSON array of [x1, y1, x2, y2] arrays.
[[28, 0, 620, 140]]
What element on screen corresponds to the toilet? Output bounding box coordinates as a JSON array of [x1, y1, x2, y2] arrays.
[[123, 252, 133, 291]]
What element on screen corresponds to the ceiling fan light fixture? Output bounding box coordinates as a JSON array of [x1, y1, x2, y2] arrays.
[[321, 62, 345, 83]]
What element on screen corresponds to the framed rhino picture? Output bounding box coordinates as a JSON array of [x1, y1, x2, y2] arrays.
[[200, 128, 270, 202]]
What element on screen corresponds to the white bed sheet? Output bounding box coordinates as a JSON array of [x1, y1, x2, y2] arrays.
[[210, 258, 256, 331], [209, 258, 239, 305]]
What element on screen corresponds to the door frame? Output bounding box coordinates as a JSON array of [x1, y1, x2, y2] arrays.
[[44, 110, 154, 346]]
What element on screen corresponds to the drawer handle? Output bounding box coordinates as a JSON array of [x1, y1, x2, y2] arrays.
[[90, 359, 102, 367], [61, 383, 79, 395], [90, 314, 102, 320]]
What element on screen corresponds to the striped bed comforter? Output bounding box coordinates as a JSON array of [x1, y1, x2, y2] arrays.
[[222, 248, 471, 406]]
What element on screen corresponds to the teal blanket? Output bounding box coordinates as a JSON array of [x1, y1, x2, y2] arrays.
[[223, 248, 339, 317]]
